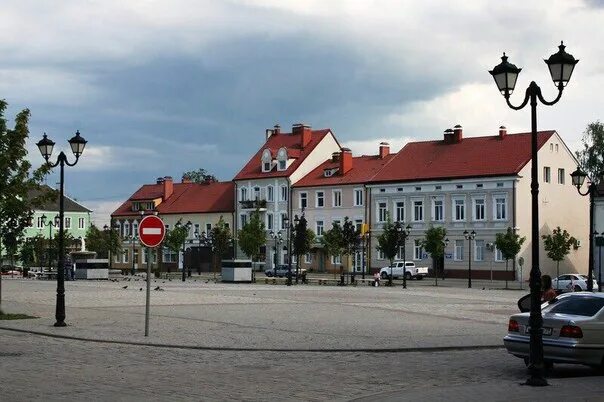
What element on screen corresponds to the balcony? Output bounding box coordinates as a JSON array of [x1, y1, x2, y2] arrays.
[[239, 199, 267, 211]]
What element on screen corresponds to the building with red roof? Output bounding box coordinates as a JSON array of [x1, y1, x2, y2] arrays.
[[233, 123, 341, 268], [366, 125, 588, 281], [111, 176, 234, 273]]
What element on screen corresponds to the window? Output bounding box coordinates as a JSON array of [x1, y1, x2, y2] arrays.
[[280, 186, 288, 202], [456, 184, 463, 189], [550, 143, 554, 151], [316, 191, 324, 207], [415, 187, 421, 191], [162, 248, 177, 263], [277, 148, 288, 171], [333, 190, 342, 207], [474, 240, 485, 261], [240, 214, 248, 227], [305, 253, 312, 263], [476, 184, 483, 188], [64, 217, 71, 229], [194, 223, 200, 234], [253, 187, 261, 200], [378, 202, 388, 222], [133, 248, 139, 264], [78, 217, 85, 229], [378, 250, 385, 260], [495, 248, 504, 262], [354, 189, 363, 206], [454, 198, 465, 221], [240, 187, 248, 201], [494, 196, 507, 220], [435, 185, 442, 190], [281, 213, 288, 230], [36, 216, 45, 229], [206, 223, 212, 233], [267, 186, 274, 202], [433, 199, 443, 221], [555, 144, 559, 152], [543, 166, 551, 183], [414, 240, 423, 260], [299, 192, 307, 209], [355, 219, 363, 232], [267, 213, 273, 230], [395, 201, 405, 222], [331, 255, 341, 264], [264, 162, 271, 171], [454, 240, 464, 261], [413, 200, 423, 222], [473, 198, 485, 221], [278, 160, 286, 170], [123, 250, 129, 263], [316, 220, 324, 236], [497, 182, 504, 187], [133, 222, 138, 236], [558, 168, 565, 184]]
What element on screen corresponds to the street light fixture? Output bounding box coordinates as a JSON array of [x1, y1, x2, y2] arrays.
[[41, 214, 60, 273], [490, 42, 578, 387], [269, 230, 283, 277], [36, 131, 87, 327], [463, 230, 476, 288], [570, 166, 596, 292], [396, 222, 412, 289], [175, 220, 192, 282]]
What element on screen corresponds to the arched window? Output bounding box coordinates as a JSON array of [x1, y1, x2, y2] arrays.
[[277, 147, 288, 171], [261, 149, 272, 172]]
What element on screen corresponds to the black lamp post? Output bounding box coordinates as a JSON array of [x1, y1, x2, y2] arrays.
[[396, 222, 412, 289], [442, 238, 450, 281], [128, 234, 138, 276], [41, 214, 59, 273], [175, 220, 192, 282], [570, 167, 596, 292], [490, 42, 578, 387], [463, 230, 476, 288], [269, 230, 282, 277], [596, 231, 603, 292], [283, 215, 292, 286], [36, 131, 87, 327]]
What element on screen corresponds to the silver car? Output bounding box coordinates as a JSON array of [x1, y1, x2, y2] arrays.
[[504, 292, 604, 368], [552, 274, 598, 292]]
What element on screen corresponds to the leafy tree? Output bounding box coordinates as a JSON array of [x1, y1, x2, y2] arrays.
[[182, 168, 217, 183], [292, 214, 314, 279], [376, 214, 399, 285], [19, 234, 46, 268], [421, 226, 447, 286], [542, 226, 579, 290], [163, 220, 189, 257], [209, 216, 232, 276], [575, 121, 604, 183], [85, 224, 122, 259], [238, 210, 266, 268], [341, 217, 359, 273], [321, 222, 344, 278], [495, 227, 526, 289], [0, 100, 50, 305]]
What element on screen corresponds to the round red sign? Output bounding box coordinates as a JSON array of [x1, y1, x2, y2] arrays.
[[138, 215, 166, 248]]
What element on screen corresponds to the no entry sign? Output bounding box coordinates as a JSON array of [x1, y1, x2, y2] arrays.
[[138, 215, 166, 248]]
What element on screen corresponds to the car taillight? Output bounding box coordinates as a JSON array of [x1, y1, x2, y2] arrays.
[[508, 319, 520, 332], [560, 325, 583, 338]]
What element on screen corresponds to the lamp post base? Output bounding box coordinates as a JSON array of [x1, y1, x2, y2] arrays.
[[54, 321, 67, 327], [525, 376, 548, 387]]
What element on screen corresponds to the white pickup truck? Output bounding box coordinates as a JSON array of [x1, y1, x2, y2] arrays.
[[379, 261, 428, 280]]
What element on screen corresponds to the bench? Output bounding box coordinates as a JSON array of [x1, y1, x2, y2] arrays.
[[263, 277, 288, 285], [354, 278, 377, 286]]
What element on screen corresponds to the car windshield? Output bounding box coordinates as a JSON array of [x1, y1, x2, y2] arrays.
[[544, 296, 604, 317], [579, 275, 589, 280]]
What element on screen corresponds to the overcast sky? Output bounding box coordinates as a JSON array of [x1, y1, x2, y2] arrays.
[[1, 0, 602, 226]]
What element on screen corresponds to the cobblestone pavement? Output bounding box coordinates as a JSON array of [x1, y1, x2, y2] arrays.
[[0, 278, 602, 401]]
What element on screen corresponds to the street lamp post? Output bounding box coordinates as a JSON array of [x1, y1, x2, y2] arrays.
[[175, 221, 192, 282], [490, 42, 578, 386], [128, 234, 138, 276], [41, 214, 59, 273], [463, 230, 476, 288], [596, 232, 603, 292], [269, 230, 282, 277], [570, 168, 597, 292], [103, 222, 120, 270], [284, 216, 292, 286], [442, 238, 450, 281], [36, 131, 87, 327], [396, 222, 412, 289]]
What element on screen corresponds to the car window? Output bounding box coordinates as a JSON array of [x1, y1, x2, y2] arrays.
[[544, 296, 604, 317], [579, 275, 589, 280], [558, 275, 570, 281]]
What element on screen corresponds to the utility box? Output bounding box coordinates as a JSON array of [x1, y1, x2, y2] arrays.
[[221, 259, 253, 282], [74, 259, 109, 280]]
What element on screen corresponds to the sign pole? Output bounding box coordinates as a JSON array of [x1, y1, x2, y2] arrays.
[[145, 246, 151, 336]]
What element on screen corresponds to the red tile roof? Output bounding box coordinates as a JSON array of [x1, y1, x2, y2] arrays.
[[233, 129, 333, 180], [111, 181, 234, 217], [293, 154, 396, 187], [371, 131, 556, 183]]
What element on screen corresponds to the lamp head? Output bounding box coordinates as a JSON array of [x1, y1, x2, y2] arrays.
[[489, 52, 522, 96], [570, 166, 587, 188], [545, 41, 578, 88], [36, 133, 55, 161], [68, 130, 87, 158]]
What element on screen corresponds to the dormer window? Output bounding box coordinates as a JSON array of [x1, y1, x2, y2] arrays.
[[277, 147, 288, 171], [261, 149, 273, 172], [323, 168, 338, 177]]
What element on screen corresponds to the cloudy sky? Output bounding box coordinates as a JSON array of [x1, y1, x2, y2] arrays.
[[1, 0, 602, 226]]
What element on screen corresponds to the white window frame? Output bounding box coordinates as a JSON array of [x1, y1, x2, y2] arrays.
[[474, 240, 485, 261], [413, 240, 423, 260], [267, 185, 274, 202], [412, 198, 423, 222], [280, 185, 288, 202], [558, 168, 565, 185], [543, 166, 551, 183], [316, 220, 324, 236], [253, 186, 261, 200], [78, 217, 85, 229], [240, 187, 248, 201], [267, 213, 273, 230], [240, 214, 248, 228], [432, 197, 444, 222], [493, 194, 508, 221], [316, 191, 325, 208], [277, 148, 288, 171], [354, 188, 363, 206], [377, 250, 385, 260], [36, 216, 45, 229], [454, 240, 464, 261], [281, 213, 288, 230], [332, 189, 342, 207], [304, 253, 312, 264], [299, 192, 307, 209], [495, 247, 504, 262], [472, 197, 485, 221], [452, 196, 466, 222], [395, 200, 405, 222], [377, 201, 388, 223], [64, 217, 71, 229], [331, 255, 341, 265]]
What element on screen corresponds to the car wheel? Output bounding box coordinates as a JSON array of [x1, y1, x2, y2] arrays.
[[266, 272, 272, 277], [574, 284, 582, 292], [405, 272, 412, 280], [415, 275, 423, 280], [381, 272, 389, 280]]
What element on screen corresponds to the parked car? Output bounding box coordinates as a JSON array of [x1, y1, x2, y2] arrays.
[[552, 274, 598, 292], [504, 292, 604, 368], [379, 261, 428, 280], [264, 265, 306, 278]]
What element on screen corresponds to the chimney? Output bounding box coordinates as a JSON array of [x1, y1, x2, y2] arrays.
[[443, 129, 454, 144], [273, 124, 281, 135], [156, 177, 165, 184], [331, 152, 340, 162], [181, 175, 191, 184], [499, 125, 507, 139], [379, 142, 390, 159], [163, 176, 173, 200], [453, 124, 463, 143], [340, 148, 353, 175], [293, 123, 312, 148]]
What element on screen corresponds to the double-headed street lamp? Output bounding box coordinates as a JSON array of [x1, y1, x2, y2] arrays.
[[463, 230, 476, 288], [490, 42, 578, 387], [395, 222, 412, 289], [570, 167, 596, 292], [37, 131, 87, 327], [175, 220, 192, 282], [269, 230, 283, 277], [41, 214, 59, 272]]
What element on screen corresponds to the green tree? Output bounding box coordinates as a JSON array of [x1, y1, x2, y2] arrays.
[[542, 226, 578, 290], [238, 210, 266, 269], [421, 226, 447, 286], [575, 121, 604, 183], [376, 215, 399, 285], [209, 216, 232, 277], [85, 224, 122, 259], [181, 168, 217, 183], [495, 227, 526, 289], [0, 100, 50, 305], [341, 217, 358, 274], [19, 234, 46, 269], [292, 214, 314, 279], [321, 222, 344, 278]]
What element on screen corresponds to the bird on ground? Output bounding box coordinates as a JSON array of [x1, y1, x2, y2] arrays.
[[139, 288, 143, 291], [122, 285, 128, 289]]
